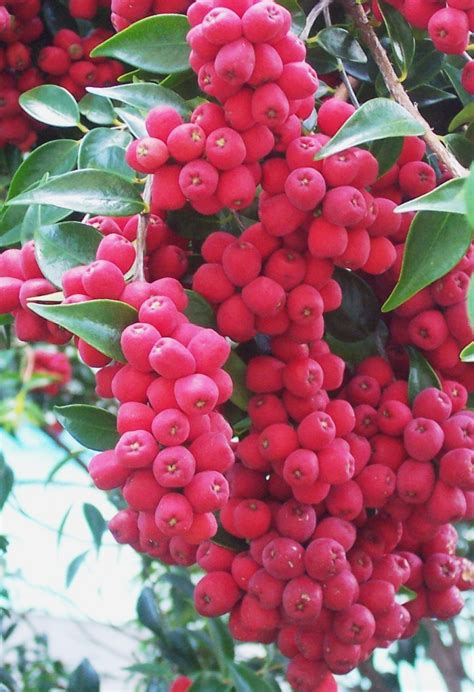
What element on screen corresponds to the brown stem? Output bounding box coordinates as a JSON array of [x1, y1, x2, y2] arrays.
[[423, 620, 464, 692], [134, 176, 153, 282], [333, 76, 360, 102], [340, 0, 468, 178]]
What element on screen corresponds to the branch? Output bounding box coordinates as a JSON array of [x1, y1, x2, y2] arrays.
[[134, 176, 153, 282], [423, 620, 464, 692], [340, 0, 468, 178]]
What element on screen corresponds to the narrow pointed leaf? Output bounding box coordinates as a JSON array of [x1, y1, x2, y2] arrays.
[[91, 14, 190, 73], [28, 300, 137, 361], [223, 351, 251, 410], [460, 342, 474, 362], [380, 1, 415, 79], [20, 85, 80, 127], [34, 222, 102, 288], [383, 212, 472, 312], [68, 658, 100, 692], [66, 551, 88, 588], [407, 346, 441, 404], [88, 83, 188, 114], [54, 404, 119, 451], [7, 169, 145, 216], [316, 98, 424, 160], [449, 101, 474, 133], [83, 503, 107, 551], [396, 177, 466, 215]]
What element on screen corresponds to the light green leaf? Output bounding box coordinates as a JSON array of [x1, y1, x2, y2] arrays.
[[464, 164, 474, 228], [460, 342, 474, 363], [396, 177, 466, 215], [34, 221, 102, 289], [54, 405, 119, 451], [316, 27, 366, 63], [0, 204, 70, 248], [449, 101, 474, 133], [91, 15, 190, 74], [78, 128, 133, 180], [467, 275, 474, 328], [407, 346, 441, 404], [7, 169, 145, 216], [79, 94, 115, 125], [20, 85, 80, 127], [7, 140, 78, 200], [316, 98, 424, 159], [383, 212, 472, 312], [28, 300, 137, 361], [115, 107, 148, 139], [88, 82, 188, 115], [66, 551, 88, 588]]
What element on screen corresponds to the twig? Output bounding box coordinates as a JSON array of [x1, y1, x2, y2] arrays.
[[323, 5, 360, 107], [134, 176, 153, 282], [300, 0, 333, 41], [333, 75, 360, 102], [341, 0, 468, 178]]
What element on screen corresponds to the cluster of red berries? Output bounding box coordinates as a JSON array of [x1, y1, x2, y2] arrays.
[[68, 0, 111, 21], [0, 2, 123, 149], [110, 0, 192, 31], [31, 349, 72, 396], [372, 0, 474, 94]]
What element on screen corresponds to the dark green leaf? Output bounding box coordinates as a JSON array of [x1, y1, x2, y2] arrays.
[[91, 15, 190, 74], [7, 169, 145, 216], [68, 658, 100, 692], [55, 405, 119, 451], [383, 212, 472, 311], [316, 27, 366, 63], [380, 1, 415, 79], [224, 351, 251, 410], [78, 128, 133, 179], [325, 269, 380, 341], [42, 0, 78, 34], [460, 342, 474, 363], [278, 0, 305, 33], [207, 618, 234, 662], [88, 83, 188, 115], [184, 290, 216, 327], [443, 56, 473, 107], [407, 346, 441, 404], [7, 140, 78, 200], [409, 85, 456, 108], [160, 70, 200, 100], [325, 321, 388, 367], [35, 221, 102, 289], [449, 101, 474, 133], [464, 164, 474, 229], [115, 106, 148, 138], [28, 300, 138, 361], [0, 454, 14, 511], [212, 524, 248, 553], [125, 662, 169, 676], [307, 45, 339, 75], [0, 201, 70, 248], [316, 98, 424, 159], [83, 503, 107, 551], [227, 662, 275, 692], [444, 134, 474, 168], [404, 41, 445, 91], [137, 587, 164, 635], [79, 94, 115, 125], [396, 178, 466, 215], [56, 506, 72, 547], [189, 672, 228, 692], [160, 572, 194, 599], [20, 85, 80, 127], [66, 551, 88, 588], [368, 137, 404, 178]]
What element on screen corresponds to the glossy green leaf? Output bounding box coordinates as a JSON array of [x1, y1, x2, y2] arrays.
[[83, 503, 107, 551], [307, 45, 339, 74], [380, 1, 415, 79], [383, 212, 472, 312], [7, 140, 78, 200], [316, 27, 366, 63], [88, 82, 188, 115], [443, 56, 473, 107], [224, 351, 250, 410], [115, 107, 148, 139], [29, 300, 137, 361], [0, 453, 14, 511], [0, 204, 70, 248], [444, 134, 474, 168], [54, 405, 119, 451], [66, 551, 88, 588], [34, 222, 102, 289], [368, 138, 404, 178], [184, 290, 216, 327], [325, 269, 380, 341], [316, 98, 424, 159], [78, 128, 133, 180], [460, 341, 474, 363], [79, 94, 115, 125], [407, 346, 441, 404], [212, 524, 248, 552], [20, 85, 80, 127], [449, 101, 474, 133], [227, 662, 275, 692], [409, 85, 456, 108], [404, 41, 445, 92], [467, 275, 474, 328], [464, 164, 474, 229], [278, 0, 306, 33], [137, 587, 164, 635], [67, 658, 100, 692], [396, 177, 466, 215], [7, 169, 145, 216], [91, 15, 190, 73]]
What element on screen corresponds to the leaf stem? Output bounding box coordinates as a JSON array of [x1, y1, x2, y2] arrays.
[[341, 0, 468, 177], [134, 176, 153, 282], [77, 122, 89, 135], [323, 5, 360, 107], [300, 0, 333, 41]]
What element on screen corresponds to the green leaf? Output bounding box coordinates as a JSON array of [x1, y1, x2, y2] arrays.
[[91, 15, 191, 74], [207, 619, 234, 662], [368, 137, 404, 178], [325, 269, 380, 341], [467, 275, 474, 328], [28, 300, 137, 361], [449, 101, 474, 133], [444, 134, 474, 168], [83, 503, 107, 551], [56, 506, 72, 547], [307, 45, 339, 74], [443, 55, 473, 107], [325, 321, 388, 368], [380, 1, 415, 80], [34, 221, 102, 289], [316, 27, 366, 63], [212, 524, 248, 553], [464, 164, 474, 229], [398, 585, 417, 603], [396, 177, 466, 215], [460, 342, 474, 363], [115, 106, 148, 139], [79, 94, 115, 125], [42, 0, 78, 34], [55, 404, 119, 452], [184, 290, 216, 327], [0, 454, 14, 511], [383, 212, 472, 312], [0, 201, 70, 248], [224, 351, 251, 410], [404, 40, 445, 92], [78, 128, 133, 180], [137, 587, 164, 635], [88, 83, 188, 115], [7, 169, 145, 216], [278, 0, 306, 34], [407, 346, 441, 404], [68, 658, 100, 692], [189, 673, 228, 692], [409, 85, 456, 108], [316, 98, 424, 159], [66, 551, 88, 588], [227, 662, 275, 692], [20, 85, 80, 127], [7, 140, 78, 200]]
